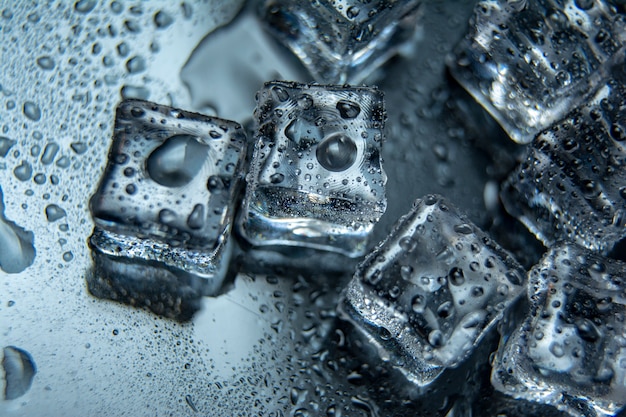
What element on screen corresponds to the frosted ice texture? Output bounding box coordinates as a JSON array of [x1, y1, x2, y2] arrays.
[[237, 81, 387, 258], [338, 194, 526, 386]]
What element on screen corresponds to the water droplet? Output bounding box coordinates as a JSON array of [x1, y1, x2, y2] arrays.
[[428, 329, 444, 347], [70, 142, 87, 154], [126, 56, 146, 74], [575, 318, 602, 342], [316, 133, 357, 172], [146, 134, 208, 187], [45, 204, 66, 222], [453, 223, 473, 234], [23, 101, 41, 121], [14, 161, 32, 181], [448, 267, 465, 286], [187, 204, 205, 229], [270, 173, 285, 184], [346, 6, 360, 19], [158, 209, 177, 225], [36, 56, 55, 70], [336, 100, 361, 119], [63, 251, 74, 262], [154, 10, 173, 29], [411, 294, 426, 313], [41, 142, 59, 165], [574, 0, 594, 10], [74, 0, 96, 13], [0, 188, 36, 273], [0, 137, 16, 157], [207, 175, 227, 193], [273, 86, 290, 102], [2, 346, 36, 400], [549, 342, 564, 358]]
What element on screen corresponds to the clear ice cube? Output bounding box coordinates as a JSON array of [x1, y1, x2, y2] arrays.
[[88, 99, 247, 319], [260, 0, 422, 84], [337, 194, 526, 386], [236, 81, 387, 259], [491, 243, 626, 417], [501, 72, 626, 254], [449, 0, 626, 144]]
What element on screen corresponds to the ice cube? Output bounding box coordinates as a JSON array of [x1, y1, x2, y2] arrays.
[[501, 72, 626, 254], [337, 194, 526, 386], [449, 0, 626, 144], [88, 99, 247, 320], [236, 81, 387, 259], [491, 243, 626, 417], [260, 0, 422, 84]]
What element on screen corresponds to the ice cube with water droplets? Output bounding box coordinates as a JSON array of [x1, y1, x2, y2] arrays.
[[260, 0, 422, 84], [491, 243, 626, 417], [88, 99, 247, 320], [501, 72, 626, 254], [449, 0, 626, 144], [236, 81, 387, 259], [337, 194, 526, 386]]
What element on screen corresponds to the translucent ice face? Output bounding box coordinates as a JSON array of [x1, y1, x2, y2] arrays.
[[90, 99, 247, 250]]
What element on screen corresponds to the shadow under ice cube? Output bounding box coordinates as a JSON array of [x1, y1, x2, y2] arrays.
[[449, 0, 626, 143], [88, 99, 247, 320], [338, 194, 525, 386], [491, 243, 626, 417], [237, 81, 387, 259], [260, 0, 422, 84], [501, 73, 626, 254]]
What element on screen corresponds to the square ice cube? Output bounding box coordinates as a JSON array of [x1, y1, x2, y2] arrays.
[[501, 73, 626, 254], [491, 243, 626, 417], [337, 194, 526, 386], [449, 0, 626, 143], [88, 99, 247, 319], [260, 0, 422, 84], [236, 81, 387, 258]]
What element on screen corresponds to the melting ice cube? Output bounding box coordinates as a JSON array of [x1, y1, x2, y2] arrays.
[[88, 99, 247, 320], [501, 71, 626, 254], [491, 243, 626, 417], [338, 194, 526, 386], [237, 81, 387, 260], [449, 0, 626, 143]]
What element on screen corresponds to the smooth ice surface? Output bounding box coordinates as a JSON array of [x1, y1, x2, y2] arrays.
[[449, 0, 626, 143], [89, 99, 247, 315], [237, 81, 387, 258], [492, 243, 626, 417], [338, 194, 526, 386], [260, 0, 423, 84], [501, 72, 626, 254]]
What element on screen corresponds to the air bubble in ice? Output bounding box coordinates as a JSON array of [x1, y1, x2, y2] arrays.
[[146, 134, 209, 187]]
